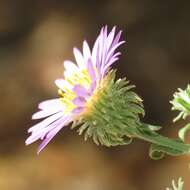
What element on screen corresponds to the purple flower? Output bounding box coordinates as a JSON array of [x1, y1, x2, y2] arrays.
[[26, 26, 125, 153]]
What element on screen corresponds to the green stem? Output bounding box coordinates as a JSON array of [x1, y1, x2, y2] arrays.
[[142, 124, 190, 152], [125, 122, 190, 158]]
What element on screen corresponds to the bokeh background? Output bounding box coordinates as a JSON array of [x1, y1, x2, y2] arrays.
[[1, 1, 190, 190]]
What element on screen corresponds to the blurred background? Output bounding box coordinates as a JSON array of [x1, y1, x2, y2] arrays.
[[0, 0, 190, 189]]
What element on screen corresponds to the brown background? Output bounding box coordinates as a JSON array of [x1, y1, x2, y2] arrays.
[[0, 1, 190, 190]]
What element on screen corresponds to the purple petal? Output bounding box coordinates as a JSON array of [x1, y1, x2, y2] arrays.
[[105, 52, 121, 68], [83, 40, 91, 62], [97, 28, 104, 64], [37, 136, 53, 154], [89, 81, 97, 95], [38, 116, 68, 141], [96, 44, 101, 75], [103, 25, 108, 38], [28, 112, 64, 133], [106, 26, 116, 52], [37, 127, 60, 154], [112, 30, 122, 48], [55, 79, 73, 91], [101, 39, 107, 70], [91, 26, 125, 80], [26, 117, 62, 145], [87, 58, 97, 93], [37, 117, 71, 154], [102, 57, 119, 76], [38, 99, 61, 110], [87, 58, 96, 82], [73, 84, 88, 98], [92, 35, 100, 67], [72, 96, 86, 106], [25, 120, 59, 145], [73, 47, 85, 68], [72, 107, 84, 114], [112, 52, 121, 58], [64, 60, 79, 75], [105, 41, 125, 64], [32, 106, 62, 120]]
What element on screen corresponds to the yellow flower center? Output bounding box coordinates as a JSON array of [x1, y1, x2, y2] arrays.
[[58, 69, 92, 113]]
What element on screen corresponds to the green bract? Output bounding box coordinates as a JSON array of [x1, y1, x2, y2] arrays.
[[72, 70, 144, 146]]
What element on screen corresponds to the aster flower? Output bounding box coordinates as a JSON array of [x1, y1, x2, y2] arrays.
[[26, 26, 126, 153], [26, 26, 190, 159]]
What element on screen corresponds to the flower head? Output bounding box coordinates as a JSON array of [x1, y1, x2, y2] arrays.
[[26, 26, 126, 153]]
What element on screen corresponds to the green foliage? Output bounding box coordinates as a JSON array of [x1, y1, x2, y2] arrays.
[[166, 178, 184, 190], [71, 70, 144, 146], [170, 85, 190, 142]]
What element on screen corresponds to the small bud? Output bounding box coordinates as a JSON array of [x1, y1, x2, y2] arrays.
[[170, 85, 190, 122]]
